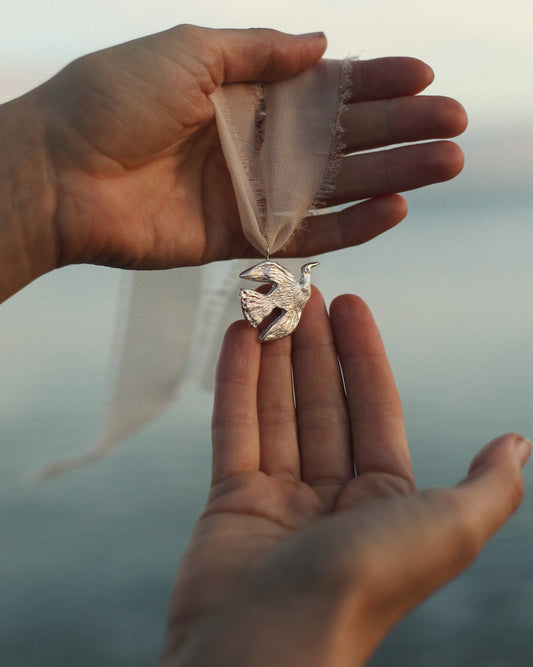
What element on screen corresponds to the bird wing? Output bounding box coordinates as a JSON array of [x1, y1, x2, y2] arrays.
[[260, 308, 302, 342], [239, 261, 296, 289], [239, 288, 274, 328]]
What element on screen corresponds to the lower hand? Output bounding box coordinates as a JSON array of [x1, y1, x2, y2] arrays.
[[162, 289, 529, 666]]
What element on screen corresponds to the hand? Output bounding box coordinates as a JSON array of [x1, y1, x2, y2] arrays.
[[162, 290, 529, 666], [21, 24, 464, 275]]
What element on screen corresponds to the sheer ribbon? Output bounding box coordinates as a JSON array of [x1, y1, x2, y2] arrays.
[[211, 59, 349, 255]]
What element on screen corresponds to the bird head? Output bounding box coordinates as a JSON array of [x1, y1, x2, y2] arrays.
[[299, 261, 319, 289], [301, 261, 319, 275]]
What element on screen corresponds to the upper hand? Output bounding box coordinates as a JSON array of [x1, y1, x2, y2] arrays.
[[34, 25, 467, 271], [163, 290, 529, 666]]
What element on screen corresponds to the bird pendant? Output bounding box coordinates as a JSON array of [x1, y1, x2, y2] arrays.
[[239, 260, 319, 342]]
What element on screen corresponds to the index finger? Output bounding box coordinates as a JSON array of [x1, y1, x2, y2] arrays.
[[347, 57, 434, 102]]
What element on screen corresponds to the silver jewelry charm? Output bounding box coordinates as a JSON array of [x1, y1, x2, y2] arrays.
[[239, 260, 319, 342]]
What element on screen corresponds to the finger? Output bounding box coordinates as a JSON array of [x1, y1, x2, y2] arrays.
[[206, 26, 327, 84], [347, 57, 435, 102], [330, 295, 413, 482], [281, 194, 407, 258], [292, 289, 353, 494], [257, 335, 300, 481], [454, 433, 531, 547], [211, 321, 261, 485], [342, 96, 468, 153], [330, 140, 465, 206]]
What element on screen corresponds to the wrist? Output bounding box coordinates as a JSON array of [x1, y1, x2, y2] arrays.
[[0, 89, 58, 302], [163, 569, 373, 667]]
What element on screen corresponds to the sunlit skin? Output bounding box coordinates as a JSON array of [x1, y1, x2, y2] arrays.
[[0, 25, 467, 302], [162, 289, 530, 666]]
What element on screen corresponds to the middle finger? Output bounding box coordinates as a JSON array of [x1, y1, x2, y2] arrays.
[[341, 96, 467, 153], [292, 289, 353, 491]]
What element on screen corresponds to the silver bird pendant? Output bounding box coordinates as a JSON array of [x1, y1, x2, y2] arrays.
[[239, 260, 319, 342]]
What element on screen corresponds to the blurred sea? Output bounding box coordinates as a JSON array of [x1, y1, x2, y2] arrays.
[[0, 126, 532, 666]]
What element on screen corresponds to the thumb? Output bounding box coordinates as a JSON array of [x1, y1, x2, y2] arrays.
[[215, 27, 328, 83], [338, 433, 530, 654], [374, 433, 530, 613], [454, 432, 530, 547], [175, 25, 328, 85]]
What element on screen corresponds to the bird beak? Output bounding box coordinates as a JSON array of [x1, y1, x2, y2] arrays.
[[308, 262, 320, 269]]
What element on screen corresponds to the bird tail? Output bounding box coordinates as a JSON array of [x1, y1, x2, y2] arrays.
[[239, 289, 274, 328]]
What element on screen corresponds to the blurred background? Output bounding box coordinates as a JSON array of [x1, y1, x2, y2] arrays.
[[0, 1, 532, 665]]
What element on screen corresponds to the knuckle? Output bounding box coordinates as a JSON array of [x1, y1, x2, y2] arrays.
[[507, 469, 525, 513], [356, 472, 417, 500], [173, 23, 204, 43], [426, 488, 483, 565]]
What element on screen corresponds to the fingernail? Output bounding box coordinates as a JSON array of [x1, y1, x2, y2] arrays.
[[298, 31, 327, 40], [515, 435, 532, 467]]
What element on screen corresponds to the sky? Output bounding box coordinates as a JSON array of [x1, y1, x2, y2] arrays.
[[0, 0, 532, 127]]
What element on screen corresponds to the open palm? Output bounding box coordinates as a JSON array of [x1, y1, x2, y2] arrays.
[[38, 25, 466, 270], [163, 290, 528, 666]]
